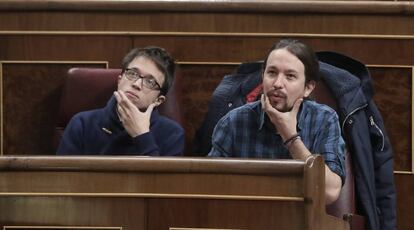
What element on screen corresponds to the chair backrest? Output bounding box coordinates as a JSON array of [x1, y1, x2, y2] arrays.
[[54, 67, 184, 149]]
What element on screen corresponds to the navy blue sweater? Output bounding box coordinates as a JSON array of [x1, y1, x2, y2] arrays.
[[57, 96, 184, 156]]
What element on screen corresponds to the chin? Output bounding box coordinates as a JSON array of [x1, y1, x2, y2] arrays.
[[270, 102, 285, 112], [272, 104, 291, 113], [134, 103, 145, 110]]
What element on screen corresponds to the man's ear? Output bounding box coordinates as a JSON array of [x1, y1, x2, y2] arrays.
[[117, 74, 122, 84], [154, 95, 166, 106], [304, 80, 316, 97]]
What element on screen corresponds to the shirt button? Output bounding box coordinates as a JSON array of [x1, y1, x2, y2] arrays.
[[228, 102, 233, 107]]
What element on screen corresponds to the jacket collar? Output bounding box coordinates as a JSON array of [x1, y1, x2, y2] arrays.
[[237, 62, 264, 97], [317, 52, 372, 117], [317, 51, 373, 100]]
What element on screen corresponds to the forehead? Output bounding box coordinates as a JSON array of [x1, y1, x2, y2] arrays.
[[127, 56, 165, 83], [266, 48, 305, 74]]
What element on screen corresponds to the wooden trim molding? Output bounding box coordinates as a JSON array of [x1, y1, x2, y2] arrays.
[[2, 31, 414, 40], [0, 192, 305, 202], [0, 62, 2, 156], [3, 226, 122, 230], [170, 228, 244, 230], [1, 0, 414, 14], [0, 156, 304, 175], [0, 61, 109, 65]]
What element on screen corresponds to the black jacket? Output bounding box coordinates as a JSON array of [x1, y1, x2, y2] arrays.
[[58, 96, 185, 155], [193, 52, 396, 230], [318, 51, 396, 230]]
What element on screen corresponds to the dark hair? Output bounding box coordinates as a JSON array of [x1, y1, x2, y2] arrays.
[[262, 39, 320, 83], [122, 46, 175, 96]]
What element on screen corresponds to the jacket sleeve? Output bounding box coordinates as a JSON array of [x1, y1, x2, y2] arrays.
[[56, 115, 84, 154], [131, 132, 160, 156], [159, 125, 185, 156], [136, 117, 185, 156]]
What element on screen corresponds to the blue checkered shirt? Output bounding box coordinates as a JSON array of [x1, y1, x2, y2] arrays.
[[208, 100, 346, 183]]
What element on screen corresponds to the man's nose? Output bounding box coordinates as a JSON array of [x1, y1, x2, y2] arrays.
[[272, 75, 284, 88], [132, 77, 143, 89]]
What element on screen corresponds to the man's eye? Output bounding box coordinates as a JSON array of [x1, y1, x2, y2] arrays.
[[286, 74, 296, 80], [127, 70, 138, 77], [267, 70, 276, 76], [146, 78, 156, 86]]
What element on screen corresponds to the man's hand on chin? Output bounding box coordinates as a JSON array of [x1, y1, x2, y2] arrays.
[[261, 94, 303, 141], [114, 91, 156, 137]]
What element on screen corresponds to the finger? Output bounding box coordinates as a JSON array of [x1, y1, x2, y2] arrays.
[[264, 94, 271, 108], [261, 94, 266, 110], [114, 91, 121, 102], [117, 101, 126, 114], [116, 103, 125, 122], [117, 91, 134, 109], [264, 94, 280, 115], [292, 98, 303, 114], [114, 91, 127, 107], [118, 91, 128, 102], [145, 103, 156, 115], [114, 91, 125, 117]]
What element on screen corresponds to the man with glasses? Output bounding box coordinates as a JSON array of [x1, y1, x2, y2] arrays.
[[57, 46, 184, 155]]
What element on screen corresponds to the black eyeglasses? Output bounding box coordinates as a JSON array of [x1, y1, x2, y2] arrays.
[[122, 68, 162, 91]]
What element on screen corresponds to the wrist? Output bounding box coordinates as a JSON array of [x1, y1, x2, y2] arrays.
[[130, 128, 150, 138], [283, 133, 301, 149], [280, 131, 298, 142]]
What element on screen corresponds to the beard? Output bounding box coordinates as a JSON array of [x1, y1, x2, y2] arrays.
[[266, 91, 293, 112]]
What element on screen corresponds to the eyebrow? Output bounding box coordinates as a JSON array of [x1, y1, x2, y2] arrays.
[[285, 69, 299, 74], [266, 65, 299, 74], [128, 67, 155, 79]]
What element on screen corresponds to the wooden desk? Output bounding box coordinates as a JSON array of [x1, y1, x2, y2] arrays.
[[0, 155, 348, 230]]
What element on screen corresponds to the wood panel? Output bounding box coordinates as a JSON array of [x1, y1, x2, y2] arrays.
[[0, 196, 144, 229], [0, 35, 130, 66], [0, 35, 413, 170], [0, 12, 409, 34], [395, 173, 414, 230], [1, 62, 107, 155], [179, 64, 237, 154], [0, 156, 347, 230], [147, 199, 304, 230], [2, 34, 414, 65], [369, 66, 413, 172], [2, 0, 414, 14], [3, 227, 121, 230], [1, 33, 414, 64]]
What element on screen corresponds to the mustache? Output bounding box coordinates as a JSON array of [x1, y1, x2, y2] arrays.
[[266, 90, 286, 98]]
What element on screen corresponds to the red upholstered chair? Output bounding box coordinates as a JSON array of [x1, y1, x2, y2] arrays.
[[310, 79, 365, 230], [54, 68, 184, 150]]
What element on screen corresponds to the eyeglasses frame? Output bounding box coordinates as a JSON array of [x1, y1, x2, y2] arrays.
[[122, 68, 162, 91]]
